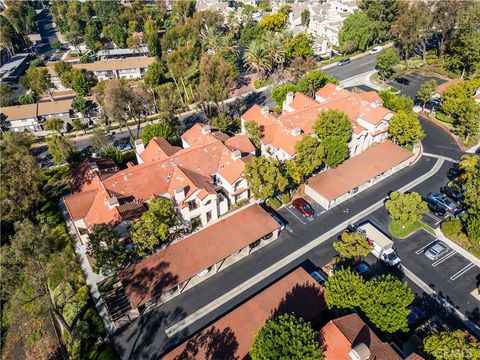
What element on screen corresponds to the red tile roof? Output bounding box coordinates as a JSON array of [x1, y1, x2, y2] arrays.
[[321, 313, 402, 360], [307, 141, 413, 201], [64, 190, 98, 221], [163, 267, 325, 359], [436, 78, 463, 94], [287, 91, 320, 111], [119, 204, 280, 308], [181, 123, 230, 147], [224, 134, 256, 154], [140, 137, 181, 163]]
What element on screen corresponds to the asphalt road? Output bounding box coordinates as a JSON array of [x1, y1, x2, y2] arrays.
[[419, 115, 463, 159], [388, 73, 447, 100], [324, 53, 379, 81]]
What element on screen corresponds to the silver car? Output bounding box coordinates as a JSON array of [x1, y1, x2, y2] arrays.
[[425, 241, 449, 261], [427, 192, 459, 213]]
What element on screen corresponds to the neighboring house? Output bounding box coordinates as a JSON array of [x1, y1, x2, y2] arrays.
[[96, 46, 149, 60], [241, 84, 392, 161], [321, 313, 403, 360], [434, 78, 464, 98], [305, 141, 414, 210], [119, 204, 281, 314], [47, 56, 155, 89], [0, 98, 89, 132], [0, 53, 30, 80], [27, 33, 43, 46], [162, 266, 325, 358]]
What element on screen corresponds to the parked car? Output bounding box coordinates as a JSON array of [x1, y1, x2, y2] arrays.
[[440, 186, 465, 203], [337, 58, 351, 66], [268, 211, 286, 231], [395, 77, 410, 85], [447, 167, 462, 180], [354, 261, 371, 276], [292, 198, 315, 219], [369, 46, 382, 54], [407, 305, 427, 327], [424, 241, 449, 261], [427, 201, 446, 217], [116, 141, 133, 153], [427, 192, 459, 213], [309, 269, 329, 286]]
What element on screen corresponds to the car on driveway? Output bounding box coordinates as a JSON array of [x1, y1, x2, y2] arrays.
[[292, 198, 315, 220], [337, 58, 351, 66], [354, 261, 371, 277], [440, 186, 465, 203], [369, 46, 382, 54], [427, 192, 459, 213], [426, 200, 446, 217], [395, 77, 410, 85], [424, 241, 449, 261]]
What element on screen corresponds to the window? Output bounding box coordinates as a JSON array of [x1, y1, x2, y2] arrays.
[[188, 200, 199, 211]]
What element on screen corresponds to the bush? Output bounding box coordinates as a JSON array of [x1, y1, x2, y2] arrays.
[[268, 197, 281, 209], [435, 112, 454, 123], [407, 59, 424, 69], [281, 192, 291, 204], [253, 79, 271, 89], [440, 218, 465, 239]]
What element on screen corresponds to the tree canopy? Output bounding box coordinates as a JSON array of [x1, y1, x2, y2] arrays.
[[423, 330, 480, 360], [314, 110, 352, 143], [389, 111, 425, 146], [385, 191, 428, 227], [339, 11, 372, 53], [325, 268, 365, 310], [250, 313, 323, 360], [297, 70, 338, 97], [141, 122, 175, 144], [294, 135, 325, 178], [333, 231, 371, 259], [87, 223, 127, 275], [376, 48, 399, 79], [244, 156, 288, 200]]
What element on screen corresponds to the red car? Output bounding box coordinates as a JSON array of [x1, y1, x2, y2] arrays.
[[292, 198, 315, 219]]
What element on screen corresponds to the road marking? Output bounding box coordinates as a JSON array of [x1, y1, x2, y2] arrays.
[[450, 263, 476, 281], [415, 240, 438, 255], [285, 225, 294, 233], [285, 206, 307, 225], [432, 251, 457, 267], [425, 212, 441, 223], [164, 158, 444, 338]]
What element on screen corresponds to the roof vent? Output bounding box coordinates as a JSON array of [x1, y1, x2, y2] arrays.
[[260, 106, 269, 115], [202, 125, 211, 134], [231, 149, 241, 160], [348, 343, 370, 360], [291, 128, 301, 136], [123, 174, 129, 181], [162, 163, 167, 168]]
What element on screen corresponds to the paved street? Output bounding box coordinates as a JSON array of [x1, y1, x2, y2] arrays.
[[324, 54, 379, 81]]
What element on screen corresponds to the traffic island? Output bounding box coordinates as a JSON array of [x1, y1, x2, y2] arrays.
[[388, 220, 434, 239]]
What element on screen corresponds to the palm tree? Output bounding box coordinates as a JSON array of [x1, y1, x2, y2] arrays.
[[201, 26, 239, 58], [264, 35, 286, 68], [243, 39, 272, 77]]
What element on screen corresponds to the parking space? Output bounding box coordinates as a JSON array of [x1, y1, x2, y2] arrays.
[[388, 73, 447, 99], [422, 212, 446, 228], [278, 196, 327, 230]]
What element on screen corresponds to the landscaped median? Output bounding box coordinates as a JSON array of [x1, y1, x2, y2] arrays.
[[388, 220, 434, 239]]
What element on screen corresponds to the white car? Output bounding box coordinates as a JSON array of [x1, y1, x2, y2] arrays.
[[370, 46, 382, 54]]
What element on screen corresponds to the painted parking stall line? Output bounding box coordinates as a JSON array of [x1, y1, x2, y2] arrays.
[[285, 225, 294, 233], [415, 240, 438, 255], [285, 206, 307, 225], [450, 263, 476, 281], [424, 212, 442, 225], [432, 251, 457, 267]]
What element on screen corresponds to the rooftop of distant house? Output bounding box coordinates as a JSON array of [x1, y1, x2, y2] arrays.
[[436, 78, 463, 94]]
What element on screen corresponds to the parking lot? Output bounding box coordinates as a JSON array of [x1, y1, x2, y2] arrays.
[[388, 73, 447, 99]]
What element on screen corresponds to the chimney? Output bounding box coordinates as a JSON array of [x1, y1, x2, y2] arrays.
[[231, 149, 241, 161], [134, 139, 145, 154], [105, 196, 119, 209], [260, 106, 269, 115], [202, 125, 211, 134], [348, 343, 370, 360], [286, 91, 294, 105], [174, 186, 185, 203], [291, 128, 301, 136]]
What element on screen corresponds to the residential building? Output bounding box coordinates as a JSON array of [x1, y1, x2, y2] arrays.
[[321, 313, 402, 360], [0, 98, 87, 132], [47, 56, 155, 89], [27, 33, 43, 46], [64, 124, 255, 241], [0, 53, 30, 80], [162, 266, 325, 359], [96, 46, 149, 60], [241, 84, 392, 161], [305, 141, 414, 209], [119, 204, 281, 314]]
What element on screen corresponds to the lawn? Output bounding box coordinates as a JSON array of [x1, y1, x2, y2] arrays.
[[389, 220, 433, 239]]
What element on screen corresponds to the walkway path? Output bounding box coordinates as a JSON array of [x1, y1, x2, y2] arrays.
[[164, 157, 444, 337]]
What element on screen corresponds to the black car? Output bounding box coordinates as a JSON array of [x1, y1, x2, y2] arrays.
[[440, 186, 465, 203], [337, 58, 351, 66], [395, 77, 410, 85], [427, 201, 446, 216], [447, 167, 462, 180]]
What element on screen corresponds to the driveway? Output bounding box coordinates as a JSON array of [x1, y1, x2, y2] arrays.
[[388, 73, 447, 100]]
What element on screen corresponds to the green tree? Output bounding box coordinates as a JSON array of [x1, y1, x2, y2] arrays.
[[54, 60, 72, 77], [144, 61, 167, 88], [17, 93, 37, 105], [244, 120, 263, 148], [389, 111, 425, 146], [314, 109, 352, 143], [140, 122, 175, 144], [90, 128, 114, 155], [325, 268, 365, 310], [243, 39, 272, 77], [466, 215, 480, 242], [416, 79, 437, 111], [259, 12, 287, 32], [385, 191, 428, 227], [111, 24, 127, 48], [244, 156, 288, 200], [23, 66, 53, 101], [210, 114, 240, 135], [379, 90, 414, 113], [71, 70, 96, 96], [87, 223, 127, 275], [323, 136, 349, 168], [294, 135, 325, 177], [84, 24, 101, 51], [423, 330, 480, 360], [358, 0, 399, 43], [50, 39, 62, 49], [250, 313, 323, 360], [29, 57, 43, 69], [271, 83, 299, 108], [301, 9, 310, 28], [283, 160, 303, 187], [360, 274, 414, 333], [390, 1, 420, 62], [285, 33, 313, 59], [457, 155, 480, 216], [0, 83, 14, 106], [0, 132, 43, 223], [45, 117, 64, 135], [339, 11, 372, 53], [46, 135, 75, 164], [297, 70, 338, 97], [376, 48, 399, 79], [333, 231, 371, 259], [131, 197, 177, 256], [71, 95, 94, 121]]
